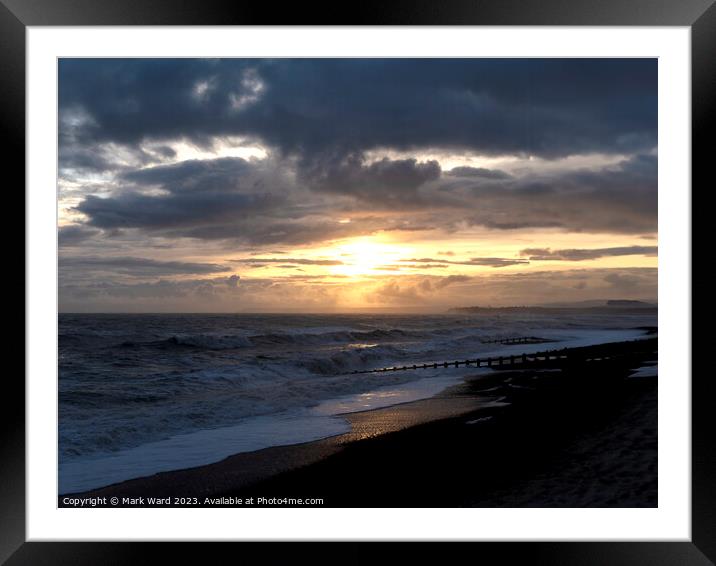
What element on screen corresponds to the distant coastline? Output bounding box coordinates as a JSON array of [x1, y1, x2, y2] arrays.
[[449, 299, 657, 315]]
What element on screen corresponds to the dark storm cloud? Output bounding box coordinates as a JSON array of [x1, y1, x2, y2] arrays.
[[74, 157, 292, 236], [304, 152, 657, 233], [59, 58, 657, 160], [59, 256, 232, 276], [77, 190, 282, 231], [58, 225, 101, 247], [120, 156, 259, 193], [305, 155, 441, 206], [450, 153, 657, 234], [153, 145, 177, 158], [62, 58, 658, 251], [520, 245, 658, 261], [59, 145, 116, 174], [446, 167, 513, 180], [73, 150, 657, 241], [71, 155, 401, 245], [59, 143, 164, 177]]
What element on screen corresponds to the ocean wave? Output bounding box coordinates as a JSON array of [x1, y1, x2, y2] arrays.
[[299, 344, 405, 375], [117, 327, 424, 351]]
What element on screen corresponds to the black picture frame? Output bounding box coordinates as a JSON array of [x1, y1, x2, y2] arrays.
[[6, 1, 711, 563]]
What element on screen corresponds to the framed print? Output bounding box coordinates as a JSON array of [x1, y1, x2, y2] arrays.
[[7, 0, 713, 563]]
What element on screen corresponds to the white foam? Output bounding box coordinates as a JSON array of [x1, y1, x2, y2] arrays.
[[466, 416, 493, 425], [630, 363, 658, 378], [59, 411, 351, 494]]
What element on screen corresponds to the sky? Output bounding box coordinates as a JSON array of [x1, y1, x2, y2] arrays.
[[58, 58, 658, 313]]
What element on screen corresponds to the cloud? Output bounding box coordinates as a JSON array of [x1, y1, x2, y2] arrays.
[[357, 268, 657, 309], [431, 274, 472, 289], [383, 263, 449, 270], [306, 155, 442, 206], [72, 156, 344, 245], [59, 256, 232, 277], [60, 275, 239, 302], [58, 225, 101, 247], [464, 268, 657, 306], [59, 267, 657, 312], [120, 156, 259, 193], [520, 245, 658, 261], [60, 59, 657, 161], [365, 280, 422, 303], [446, 167, 513, 180], [77, 186, 283, 232], [450, 154, 657, 234], [603, 271, 645, 293], [364, 274, 473, 304], [72, 155, 424, 245], [465, 258, 530, 267], [58, 273, 348, 312], [401, 257, 529, 268], [231, 257, 344, 266], [70, 151, 657, 247], [169, 218, 376, 246], [65, 61, 658, 247]]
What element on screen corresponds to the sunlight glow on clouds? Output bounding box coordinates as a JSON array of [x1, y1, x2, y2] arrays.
[[149, 138, 269, 165]]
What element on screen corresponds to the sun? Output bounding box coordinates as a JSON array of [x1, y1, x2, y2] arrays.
[[329, 237, 408, 277]]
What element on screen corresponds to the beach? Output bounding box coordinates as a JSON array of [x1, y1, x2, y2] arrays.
[[60, 337, 657, 508]]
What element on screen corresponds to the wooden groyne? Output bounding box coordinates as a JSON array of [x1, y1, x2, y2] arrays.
[[346, 349, 569, 375], [343, 338, 657, 376]]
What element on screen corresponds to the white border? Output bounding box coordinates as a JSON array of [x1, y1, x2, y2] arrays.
[[27, 26, 691, 541]]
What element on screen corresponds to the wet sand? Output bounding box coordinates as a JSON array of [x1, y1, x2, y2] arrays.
[[60, 338, 657, 508]]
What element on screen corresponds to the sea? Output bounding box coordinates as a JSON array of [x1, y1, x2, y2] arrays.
[[58, 311, 656, 493]]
